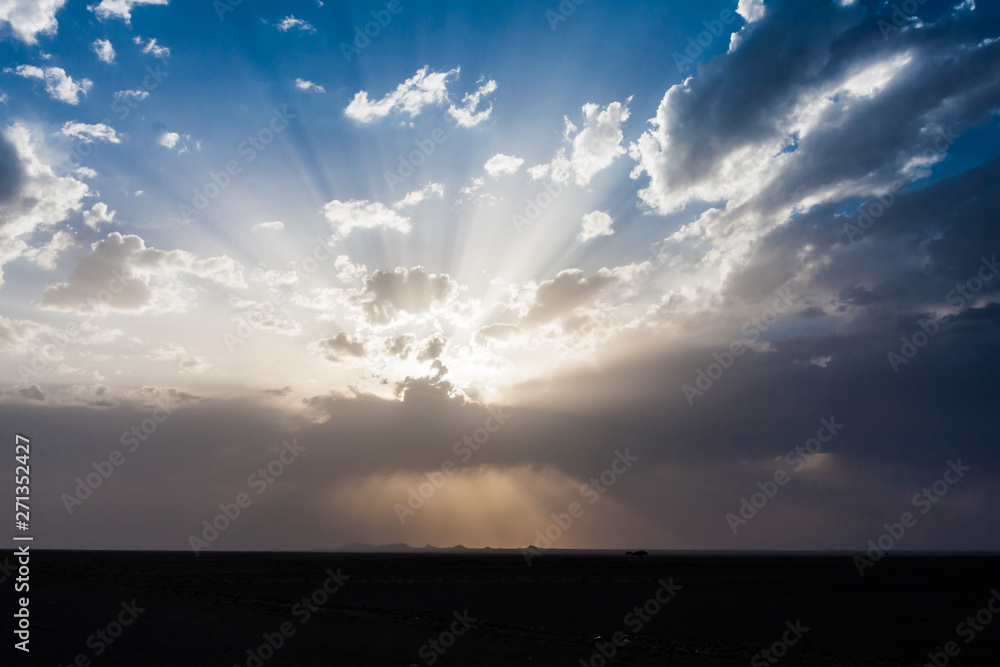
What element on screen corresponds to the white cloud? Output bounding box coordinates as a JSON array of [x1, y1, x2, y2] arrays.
[[133, 36, 170, 58], [295, 78, 325, 93], [92, 38, 116, 63], [345, 66, 459, 123], [158, 132, 179, 149], [252, 221, 285, 232], [148, 344, 212, 373], [483, 153, 524, 178], [90, 0, 168, 23], [323, 199, 411, 237], [395, 182, 444, 208], [529, 99, 631, 187], [59, 122, 121, 144], [0, 0, 66, 44], [0, 123, 90, 286], [39, 232, 245, 315], [737, 0, 766, 24], [6, 65, 92, 104], [114, 88, 149, 106], [276, 15, 315, 33], [578, 211, 615, 242], [23, 229, 75, 270], [82, 202, 116, 230], [447, 78, 498, 128]]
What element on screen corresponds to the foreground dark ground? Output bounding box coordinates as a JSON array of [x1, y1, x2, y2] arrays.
[[3, 551, 999, 665]]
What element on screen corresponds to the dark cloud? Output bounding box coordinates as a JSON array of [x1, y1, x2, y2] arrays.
[[0, 133, 23, 204]]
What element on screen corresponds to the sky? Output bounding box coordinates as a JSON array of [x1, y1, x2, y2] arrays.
[[1, 0, 998, 552]]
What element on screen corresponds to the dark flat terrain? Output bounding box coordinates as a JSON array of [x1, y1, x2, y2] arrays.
[[4, 550, 999, 665]]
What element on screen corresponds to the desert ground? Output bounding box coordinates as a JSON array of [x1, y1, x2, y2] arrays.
[[6, 550, 999, 666]]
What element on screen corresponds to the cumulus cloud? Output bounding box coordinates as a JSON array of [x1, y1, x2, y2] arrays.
[[133, 35, 170, 58], [276, 15, 315, 33], [148, 344, 211, 373], [529, 99, 631, 187], [6, 65, 92, 104], [59, 122, 120, 144], [324, 199, 411, 237], [0, 0, 66, 43], [345, 66, 459, 123], [356, 266, 459, 326], [90, 0, 168, 23], [92, 38, 116, 63], [295, 78, 325, 93], [737, 0, 766, 24], [311, 332, 367, 362], [158, 132, 179, 149], [447, 77, 498, 128], [395, 183, 444, 208], [82, 202, 116, 230], [39, 232, 245, 315], [521, 268, 618, 327], [484, 153, 524, 178], [0, 124, 90, 286], [578, 211, 614, 242]]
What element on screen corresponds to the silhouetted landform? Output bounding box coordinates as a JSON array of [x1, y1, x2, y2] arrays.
[[11, 550, 1000, 665]]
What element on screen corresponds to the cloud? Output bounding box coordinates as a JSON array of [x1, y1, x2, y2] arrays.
[[158, 132, 179, 149], [529, 99, 631, 187], [737, 0, 766, 24], [323, 199, 411, 237], [90, 0, 168, 23], [6, 65, 92, 104], [275, 15, 315, 33], [22, 230, 75, 270], [312, 332, 367, 362], [356, 267, 459, 326], [483, 153, 524, 178], [345, 66, 459, 123], [39, 232, 245, 315], [578, 211, 614, 242], [447, 77, 498, 128], [92, 38, 116, 63], [133, 35, 170, 59], [148, 343, 212, 373], [252, 221, 285, 232], [295, 78, 325, 93], [395, 182, 444, 208], [0, 123, 90, 286], [59, 122, 121, 144], [522, 268, 618, 327], [0, 0, 66, 43], [114, 88, 149, 105], [82, 202, 116, 230]]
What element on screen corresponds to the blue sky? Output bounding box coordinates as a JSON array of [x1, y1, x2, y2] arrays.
[[1, 0, 999, 551]]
